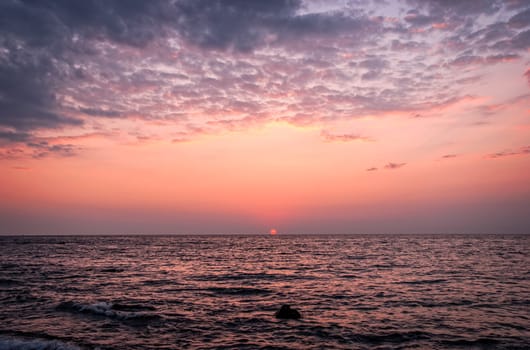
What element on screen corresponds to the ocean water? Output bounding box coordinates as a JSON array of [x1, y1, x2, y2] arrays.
[[0, 234, 528, 350]]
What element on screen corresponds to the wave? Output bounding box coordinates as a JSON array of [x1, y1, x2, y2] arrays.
[[99, 267, 124, 273], [0, 336, 81, 350], [298, 327, 431, 345], [192, 272, 281, 282], [440, 337, 500, 347], [0, 278, 22, 286], [397, 278, 447, 285], [56, 301, 160, 322], [205, 287, 271, 296], [355, 330, 431, 344], [0, 263, 18, 269], [383, 299, 474, 308]]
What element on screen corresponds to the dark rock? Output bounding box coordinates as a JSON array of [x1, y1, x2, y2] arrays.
[[275, 304, 301, 319]]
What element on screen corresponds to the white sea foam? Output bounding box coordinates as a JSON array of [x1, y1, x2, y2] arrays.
[[75, 301, 114, 316], [57, 301, 159, 321]]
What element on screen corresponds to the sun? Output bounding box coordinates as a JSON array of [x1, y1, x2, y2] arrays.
[[269, 228, 277, 235]]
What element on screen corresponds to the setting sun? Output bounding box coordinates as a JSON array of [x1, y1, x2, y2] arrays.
[[269, 228, 278, 235]]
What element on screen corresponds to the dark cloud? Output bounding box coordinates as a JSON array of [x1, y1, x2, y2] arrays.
[[0, 0, 174, 134], [407, 0, 502, 17], [0, 131, 31, 143], [0, 0, 527, 156], [361, 70, 383, 80], [467, 22, 515, 45], [0, 0, 382, 139], [3, 0, 175, 49], [384, 162, 406, 169], [504, 0, 530, 11], [487, 146, 530, 158], [79, 108, 123, 118], [441, 154, 458, 159], [508, 7, 530, 28], [510, 29, 530, 50], [359, 58, 388, 70], [0, 129, 85, 160], [449, 55, 484, 67], [484, 53, 520, 63], [0, 47, 82, 131], [366, 167, 378, 171], [404, 11, 440, 27], [27, 141, 80, 159], [174, 0, 377, 52], [175, 0, 299, 52], [448, 53, 520, 67], [492, 28, 530, 51], [0, 137, 81, 160], [390, 39, 428, 51]]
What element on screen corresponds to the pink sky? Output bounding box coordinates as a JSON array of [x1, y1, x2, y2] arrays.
[[1, 0, 529, 234]]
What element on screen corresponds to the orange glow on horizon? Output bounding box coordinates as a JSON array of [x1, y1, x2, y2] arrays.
[[270, 228, 277, 235]]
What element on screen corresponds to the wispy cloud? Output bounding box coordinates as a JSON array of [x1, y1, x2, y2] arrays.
[[321, 131, 373, 143], [0, 131, 85, 160], [441, 154, 458, 159], [487, 146, 530, 158], [384, 162, 407, 170]]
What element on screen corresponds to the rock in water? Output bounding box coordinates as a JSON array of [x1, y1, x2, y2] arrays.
[[275, 304, 301, 319]]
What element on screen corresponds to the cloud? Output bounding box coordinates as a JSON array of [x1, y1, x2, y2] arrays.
[[485, 53, 520, 63], [0, 49, 83, 131], [0, 0, 382, 138], [441, 154, 458, 159], [0, 131, 84, 159], [320, 131, 372, 143], [487, 146, 530, 158], [27, 142, 80, 159], [79, 108, 123, 118], [509, 29, 530, 50], [366, 167, 378, 171], [404, 11, 440, 27], [0, 0, 528, 159], [473, 93, 530, 116], [174, 0, 300, 52], [504, 0, 530, 10], [449, 55, 484, 67], [493, 29, 530, 51], [0, 131, 32, 143], [447, 53, 520, 68], [406, 0, 502, 17], [0, 0, 174, 134], [508, 7, 530, 29], [174, 0, 378, 52], [384, 162, 407, 169], [390, 39, 428, 51], [0, 140, 81, 160]]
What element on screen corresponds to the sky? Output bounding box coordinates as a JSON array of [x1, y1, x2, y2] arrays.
[[0, 0, 529, 235]]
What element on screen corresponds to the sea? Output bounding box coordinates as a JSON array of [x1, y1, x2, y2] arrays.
[[0, 234, 528, 350]]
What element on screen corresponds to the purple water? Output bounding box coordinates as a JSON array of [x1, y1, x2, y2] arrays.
[[0, 234, 529, 349]]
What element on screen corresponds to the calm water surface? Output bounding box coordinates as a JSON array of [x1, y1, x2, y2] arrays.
[[0, 234, 528, 349]]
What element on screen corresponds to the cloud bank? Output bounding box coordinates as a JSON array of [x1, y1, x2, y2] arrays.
[[0, 0, 529, 158]]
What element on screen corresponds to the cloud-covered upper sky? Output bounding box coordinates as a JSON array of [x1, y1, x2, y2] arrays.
[[1, 0, 529, 234]]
